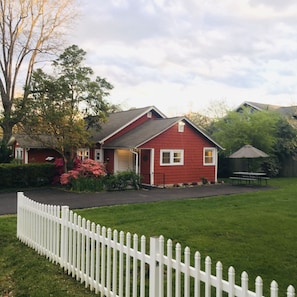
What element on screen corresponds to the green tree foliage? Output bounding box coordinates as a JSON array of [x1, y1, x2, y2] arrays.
[[210, 108, 281, 157], [209, 107, 297, 176], [21, 45, 113, 171], [274, 117, 297, 161]]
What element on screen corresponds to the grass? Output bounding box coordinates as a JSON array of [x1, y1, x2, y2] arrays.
[[1, 178, 297, 296], [0, 215, 98, 297]]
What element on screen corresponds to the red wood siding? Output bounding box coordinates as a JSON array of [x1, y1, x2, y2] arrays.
[[105, 111, 161, 144], [139, 122, 216, 185], [28, 149, 62, 163]]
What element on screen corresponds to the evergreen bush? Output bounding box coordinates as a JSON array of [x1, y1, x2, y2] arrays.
[[0, 163, 56, 188]]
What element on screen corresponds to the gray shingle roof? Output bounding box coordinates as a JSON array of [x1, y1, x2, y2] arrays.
[[8, 134, 57, 148], [104, 116, 224, 149], [104, 117, 182, 148], [243, 101, 280, 111], [240, 101, 297, 118], [90, 106, 166, 143]]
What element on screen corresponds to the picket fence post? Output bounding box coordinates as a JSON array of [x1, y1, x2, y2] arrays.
[[60, 205, 69, 269], [16, 192, 24, 239], [149, 236, 160, 297]]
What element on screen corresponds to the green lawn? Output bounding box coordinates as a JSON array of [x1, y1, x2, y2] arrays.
[[1, 178, 297, 296]]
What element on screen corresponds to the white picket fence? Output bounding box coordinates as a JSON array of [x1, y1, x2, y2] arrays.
[[17, 192, 295, 297]]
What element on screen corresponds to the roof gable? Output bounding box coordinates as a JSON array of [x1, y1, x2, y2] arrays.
[[104, 117, 181, 148], [91, 106, 166, 143], [104, 116, 224, 150]]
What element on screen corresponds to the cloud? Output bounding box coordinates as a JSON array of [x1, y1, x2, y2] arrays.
[[67, 0, 297, 116]]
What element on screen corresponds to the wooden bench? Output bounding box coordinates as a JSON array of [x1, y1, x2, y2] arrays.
[[229, 176, 257, 184]]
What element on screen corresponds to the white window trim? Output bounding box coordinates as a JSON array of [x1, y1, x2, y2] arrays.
[[203, 147, 216, 166], [77, 148, 90, 161], [94, 148, 103, 162], [160, 149, 184, 166], [15, 147, 23, 160], [178, 121, 185, 132]]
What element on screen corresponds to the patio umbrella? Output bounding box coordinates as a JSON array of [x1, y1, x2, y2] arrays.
[[229, 144, 269, 159], [229, 144, 269, 171]]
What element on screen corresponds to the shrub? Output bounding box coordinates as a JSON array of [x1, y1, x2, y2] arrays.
[[201, 176, 208, 184], [0, 163, 56, 188], [60, 159, 106, 191], [261, 158, 280, 177], [106, 170, 141, 191], [71, 176, 105, 192], [60, 163, 141, 192]]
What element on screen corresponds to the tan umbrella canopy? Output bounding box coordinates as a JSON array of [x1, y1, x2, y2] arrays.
[[229, 144, 269, 171], [229, 144, 269, 159]]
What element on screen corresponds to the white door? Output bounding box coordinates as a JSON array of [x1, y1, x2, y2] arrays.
[[115, 149, 133, 172]]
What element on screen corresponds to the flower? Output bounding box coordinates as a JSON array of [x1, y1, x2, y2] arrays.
[[59, 159, 106, 185], [60, 173, 70, 185]]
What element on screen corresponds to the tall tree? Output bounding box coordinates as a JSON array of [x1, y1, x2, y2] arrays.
[[0, 0, 75, 145], [209, 107, 297, 176], [210, 108, 281, 156], [21, 45, 113, 172]]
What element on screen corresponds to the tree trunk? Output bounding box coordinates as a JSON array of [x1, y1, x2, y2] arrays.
[[1, 117, 14, 145]]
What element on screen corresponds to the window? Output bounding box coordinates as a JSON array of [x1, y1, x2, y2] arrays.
[[77, 148, 89, 161], [204, 148, 216, 165], [15, 148, 23, 161], [178, 121, 185, 132], [160, 150, 184, 165]]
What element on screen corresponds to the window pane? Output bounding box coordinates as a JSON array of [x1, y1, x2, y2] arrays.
[[173, 152, 181, 163], [205, 149, 213, 164], [162, 152, 170, 163]]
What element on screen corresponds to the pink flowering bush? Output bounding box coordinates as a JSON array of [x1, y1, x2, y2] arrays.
[[60, 159, 106, 189], [56, 158, 140, 191], [60, 170, 80, 185], [77, 159, 106, 177]]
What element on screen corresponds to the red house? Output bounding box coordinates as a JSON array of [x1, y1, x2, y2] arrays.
[[10, 106, 223, 186]]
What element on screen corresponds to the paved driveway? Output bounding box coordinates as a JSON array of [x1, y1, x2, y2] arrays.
[[0, 184, 273, 215]]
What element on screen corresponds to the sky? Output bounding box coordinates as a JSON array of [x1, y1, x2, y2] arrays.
[[67, 0, 297, 117]]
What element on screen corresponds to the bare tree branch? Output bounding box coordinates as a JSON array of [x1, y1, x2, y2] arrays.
[[0, 0, 76, 143]]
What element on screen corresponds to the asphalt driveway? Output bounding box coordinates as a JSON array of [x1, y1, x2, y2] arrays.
[[0, 183, 274, 215]]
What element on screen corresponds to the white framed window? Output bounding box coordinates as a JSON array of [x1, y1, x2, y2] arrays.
[[204, 147, 216, 165], [94, 149, 103, 162], [160, 149, 184, 166], [15, 148, 23, 160], [77, 148, 89, 161], [178, 121, 185, 132]]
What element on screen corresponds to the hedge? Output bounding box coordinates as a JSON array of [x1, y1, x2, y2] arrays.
[[0, 163, 56, 188]]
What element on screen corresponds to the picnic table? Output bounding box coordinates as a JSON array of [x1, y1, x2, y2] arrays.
[[230, 172, 270, 185]]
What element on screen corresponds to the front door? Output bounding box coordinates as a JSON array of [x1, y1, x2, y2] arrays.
[[140, 149, 151, 185]]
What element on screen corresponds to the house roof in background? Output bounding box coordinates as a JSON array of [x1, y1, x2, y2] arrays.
[[90, 106, 166, 143], [238, 101, 297, 118]]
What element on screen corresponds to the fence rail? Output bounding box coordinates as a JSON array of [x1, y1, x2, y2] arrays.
[[17, 192, 295, 297]]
